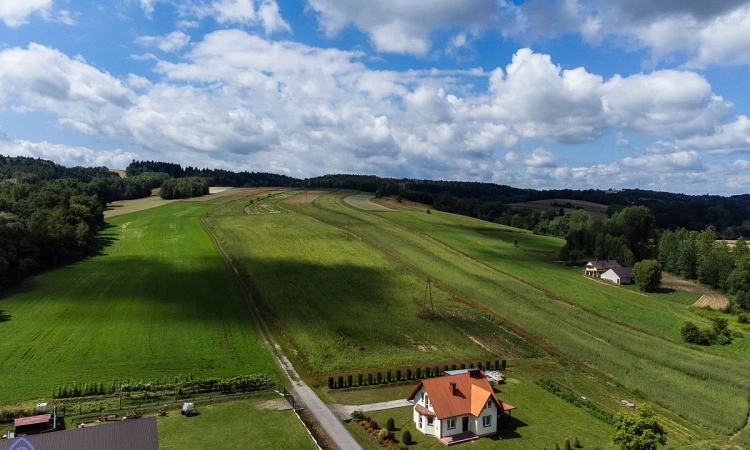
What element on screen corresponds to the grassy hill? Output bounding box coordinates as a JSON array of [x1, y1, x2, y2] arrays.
[[2, 188, 750, 448], [0, 201, 277, 405], [206, 190, 750, 446]]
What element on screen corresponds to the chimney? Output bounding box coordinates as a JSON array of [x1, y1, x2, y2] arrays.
[[449, 382, 456, 395]]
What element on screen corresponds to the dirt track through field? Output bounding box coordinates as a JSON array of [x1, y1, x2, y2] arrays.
[[282, 190, 327, 204], [343, 193, 393, 211], [661, 273, 729, 310]]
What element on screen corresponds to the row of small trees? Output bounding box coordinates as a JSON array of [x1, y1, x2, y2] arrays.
[[53, 374, 271, 399], [328, 360, 506, 389]]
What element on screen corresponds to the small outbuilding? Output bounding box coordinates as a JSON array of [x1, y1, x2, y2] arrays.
[[1, 416, 159, 450], [601, 267, 634, 285], [13, 414, 52, 435]]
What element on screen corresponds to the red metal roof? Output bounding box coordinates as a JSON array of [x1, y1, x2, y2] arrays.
[[14, 414, 50, 427], [500, 401, 516, 411], [408, 370, 501, 419]]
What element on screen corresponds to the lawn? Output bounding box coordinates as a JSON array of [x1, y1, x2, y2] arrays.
[[288, 194, 750, 441], [0, 202, 277, 405], [348, 379, 617, 450], [203, 192, 489, 374], [158, 394, 317, 450]]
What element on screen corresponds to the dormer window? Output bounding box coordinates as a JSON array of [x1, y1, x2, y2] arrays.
[[486, 399, 493, 409], [425, 394, 430, 408]]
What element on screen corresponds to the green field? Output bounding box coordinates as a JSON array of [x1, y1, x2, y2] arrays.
[[279, 193, 750, 444], [4, 187, 750, 448], [0, 201, 277, 405], [158, 395, 317, 450], [204, 191, 489, 373]]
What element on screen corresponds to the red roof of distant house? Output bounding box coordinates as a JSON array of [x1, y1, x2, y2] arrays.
[[14, 414, 50, 427], [407, 370, 502, 419]]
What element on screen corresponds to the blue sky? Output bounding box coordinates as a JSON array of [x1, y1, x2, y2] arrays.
[[1, 0, 749, 194]]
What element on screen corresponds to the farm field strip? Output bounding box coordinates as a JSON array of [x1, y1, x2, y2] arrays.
[[203, 193, 487, 373], [344, 193, 394, 211], [0, 202, 278, 405], [290, 194, 750, 438]]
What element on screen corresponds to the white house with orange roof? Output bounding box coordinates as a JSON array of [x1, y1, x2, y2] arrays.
[[406, 369, 515, 445]]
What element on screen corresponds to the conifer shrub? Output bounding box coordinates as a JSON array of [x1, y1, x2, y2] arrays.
[[387, 417, 396, 431], [402, 431, 412, 445]]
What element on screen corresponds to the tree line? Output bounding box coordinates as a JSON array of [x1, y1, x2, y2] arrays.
[[127, 160, 296, 187], [0, 156, 167, 293], [302, 174, 750, 238]]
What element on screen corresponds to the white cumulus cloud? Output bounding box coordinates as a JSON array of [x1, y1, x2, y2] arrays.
[[0, 0, 52, 27]]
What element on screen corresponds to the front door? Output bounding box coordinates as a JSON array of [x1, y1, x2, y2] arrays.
[[462, 416, 469, 432]]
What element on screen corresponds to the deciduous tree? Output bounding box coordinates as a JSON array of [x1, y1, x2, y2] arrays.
[[613, 404, 667, 450]]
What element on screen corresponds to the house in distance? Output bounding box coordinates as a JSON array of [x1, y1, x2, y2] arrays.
[[407, 369, 515, 445], [584, 260, 621, 278]]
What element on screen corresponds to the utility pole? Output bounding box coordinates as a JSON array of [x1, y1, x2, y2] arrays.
[[423, 276, 434, 316]]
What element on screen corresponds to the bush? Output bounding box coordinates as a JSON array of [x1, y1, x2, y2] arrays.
[[377, 372, 383, 384], [633, 259, 662, 292], [351, 410, 366, 421], [739, 313, 750, 324], [425, 367, 431, 377], [563, 438, 571, 450], [406, 369, 412, 380], [369, 420, 379, 430], [387, 371, 392, 382], [386, 417, 396, 431], [396, 370, 402, 381], [402, 430, 412, 445]]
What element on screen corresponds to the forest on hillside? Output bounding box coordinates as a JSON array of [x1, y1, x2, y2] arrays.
[[3, 155, 750, 297]]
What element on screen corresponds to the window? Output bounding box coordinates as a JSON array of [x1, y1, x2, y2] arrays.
[[486, 400, 493, 409], [427, 417, 434, 426], [482, 415, 492, 427], [424, 394, 430, 408], [447, 418, 456, 429], [418, 415, 422, 429]]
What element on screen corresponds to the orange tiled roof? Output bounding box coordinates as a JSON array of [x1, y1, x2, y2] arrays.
[[407, 370, 501, 419]]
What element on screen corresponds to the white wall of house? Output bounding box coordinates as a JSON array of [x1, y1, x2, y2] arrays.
[[412, 387, 438, 437], [440, 416, 466, 438]]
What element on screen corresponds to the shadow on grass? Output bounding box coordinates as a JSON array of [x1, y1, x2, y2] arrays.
[[652, 287, 676, 294], [494, 415, 528, 440], [91, 223, 119, 256], [0, 310, 10, 323]]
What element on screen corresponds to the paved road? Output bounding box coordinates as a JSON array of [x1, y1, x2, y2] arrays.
[[202, 215, 362, 450]]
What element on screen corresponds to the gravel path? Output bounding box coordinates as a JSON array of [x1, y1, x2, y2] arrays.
[[330, 400, 413, 421], [201, 214, 361, 450]]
